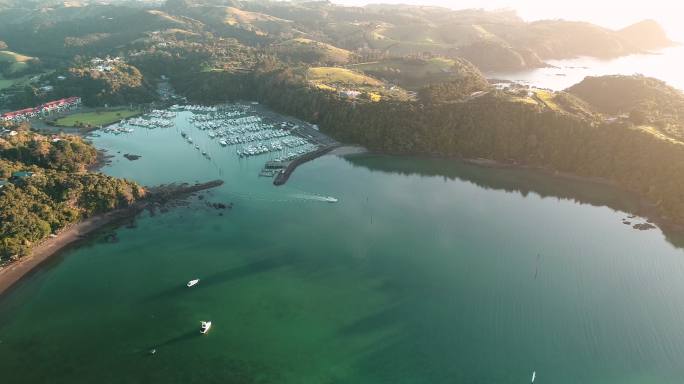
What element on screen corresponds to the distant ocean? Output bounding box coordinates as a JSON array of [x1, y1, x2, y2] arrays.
[[486, 45, 684, 90]]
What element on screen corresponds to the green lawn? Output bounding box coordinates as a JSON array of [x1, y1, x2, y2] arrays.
[[278, 38, 352, 64], [307, 67, 383, 87], [0, 73, 33, 90], [54, 109, 141, 127]]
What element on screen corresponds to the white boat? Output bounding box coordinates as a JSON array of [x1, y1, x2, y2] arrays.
[[187, 279, 199, 287], [200, 321, 212, 334], [531, 371, 536, 383], [324, 196, 339, 203]]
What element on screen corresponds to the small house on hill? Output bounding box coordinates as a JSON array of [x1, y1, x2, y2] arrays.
[[11, 171, 34, 179]]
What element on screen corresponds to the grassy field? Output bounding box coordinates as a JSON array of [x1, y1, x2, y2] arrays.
[[0, 74, 33, 90], [276, 38, 352, 64], [352, 57, 454, 75], [307, 67, 383, 87], [637, 125, 681, 144], [368, 23, 500, 56], [374, 24, 444, 44], [350, 57, 457, 86], [508, 96, 540, 106], [0, 51, 34, 74], [306, 67, 413, 102], [368, 25, 452, 56], [533, 89, 562, 112], [54, 109, 141, 127]]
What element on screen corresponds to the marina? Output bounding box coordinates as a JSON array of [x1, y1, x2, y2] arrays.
[[3, 1, 684, 383], [100, 103, 338, 183]]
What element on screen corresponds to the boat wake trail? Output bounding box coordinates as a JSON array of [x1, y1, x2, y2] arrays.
[[290, 193, 339, 203], [223, 190, 338, 204]]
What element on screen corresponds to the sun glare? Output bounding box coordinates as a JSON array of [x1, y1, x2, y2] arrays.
[[333, 0, 684, 40]]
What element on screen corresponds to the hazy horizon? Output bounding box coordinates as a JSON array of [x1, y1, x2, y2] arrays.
[[331, 0, 684, 40]]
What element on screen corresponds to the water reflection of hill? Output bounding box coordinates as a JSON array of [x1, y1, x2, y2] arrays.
[[343, 154, 684, 249]]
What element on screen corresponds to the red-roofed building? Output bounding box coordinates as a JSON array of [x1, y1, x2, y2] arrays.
[[1, 97, 81, 123]]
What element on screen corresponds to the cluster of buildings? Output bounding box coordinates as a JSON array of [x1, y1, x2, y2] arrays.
[[0, 97, 82, 123], [90, 57, 122, 72], [340, 89, 362, 99]]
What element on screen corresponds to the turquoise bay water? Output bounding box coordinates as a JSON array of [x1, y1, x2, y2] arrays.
[[2, 110, 684, 383], [487, 46, 684, 91]]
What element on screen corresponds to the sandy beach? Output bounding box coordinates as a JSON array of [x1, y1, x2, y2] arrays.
[[0, 206, 141, 296], [0, 180, 224, 297]]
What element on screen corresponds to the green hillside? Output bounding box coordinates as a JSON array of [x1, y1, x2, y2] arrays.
[[351, 57, 487, 89], [274, 38, 353, 65], [0, 50, 35, 74]]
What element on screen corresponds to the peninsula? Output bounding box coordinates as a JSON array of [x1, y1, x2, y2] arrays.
[[0, 128, 223, 294]]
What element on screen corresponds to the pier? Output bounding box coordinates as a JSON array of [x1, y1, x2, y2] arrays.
[[269, 119, 339, 186], [273, 145, 339, 186]]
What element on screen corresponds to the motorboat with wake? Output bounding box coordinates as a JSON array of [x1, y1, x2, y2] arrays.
[[200, 321, 212, 334]]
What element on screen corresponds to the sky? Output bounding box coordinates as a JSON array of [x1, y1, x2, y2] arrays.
[[331, 0, 684, 41]]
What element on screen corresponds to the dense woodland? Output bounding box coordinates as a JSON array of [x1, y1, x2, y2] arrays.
[[0, 130, 144, 261], [8, 61, 156, 109], [568, 75, 684, 140], [0, 0, 672, 71]]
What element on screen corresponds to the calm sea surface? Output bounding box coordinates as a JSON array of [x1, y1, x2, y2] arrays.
[[487, 46, 684, 91], [2, 108, 684, 383]]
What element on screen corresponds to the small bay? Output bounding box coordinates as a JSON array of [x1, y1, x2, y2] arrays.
[[1, 108, 684, 383], [487, 46, 684, 91]]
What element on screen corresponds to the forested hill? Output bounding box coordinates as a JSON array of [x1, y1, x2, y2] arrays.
[[170, 66, 684, 226], [567, 75, 684, 141], [0, 130, 145, 261], [162, 0, 673, 70], [0, 0, 673, 71]]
